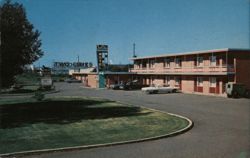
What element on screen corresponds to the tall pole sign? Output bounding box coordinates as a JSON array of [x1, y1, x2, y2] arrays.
[[0, 32, 2, 90], [96, 45, 108, 73]]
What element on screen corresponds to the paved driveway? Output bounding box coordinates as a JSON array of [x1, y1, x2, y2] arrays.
[[25, 82, 250, 158]]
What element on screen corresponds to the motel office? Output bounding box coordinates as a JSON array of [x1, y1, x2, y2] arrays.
[[73, 48, 250, 97]]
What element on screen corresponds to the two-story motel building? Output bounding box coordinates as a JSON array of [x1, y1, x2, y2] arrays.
[[129, 48, 250, 96], [72, 48, 250, 97]]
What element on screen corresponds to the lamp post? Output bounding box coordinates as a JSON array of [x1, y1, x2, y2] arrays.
[[0, 31, 2, 91]]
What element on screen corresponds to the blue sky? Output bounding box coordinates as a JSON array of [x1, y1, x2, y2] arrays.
[[7, 0, 250, 66]]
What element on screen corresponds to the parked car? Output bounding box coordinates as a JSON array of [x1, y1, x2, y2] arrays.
[[141, 84, 179, 94], [122, 80, 145, 90], [226, 82, 250, 98], [40, 77, 54, 90], [110, 82, 125, 90], [65, 78, 82, 83]]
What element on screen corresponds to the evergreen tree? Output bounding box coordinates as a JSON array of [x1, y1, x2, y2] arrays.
[[0, 0, 44, 88]]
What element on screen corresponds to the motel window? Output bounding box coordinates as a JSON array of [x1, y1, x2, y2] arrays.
[[150, 77, 155, 86], [175, 77, 180, 86], [175, 58, 181, 67], [134, 61, 140, 69], [210, 55, 217, 66], [197, 77, 203, 87], [142, 61, 147, 68], [164, 58, 170, 68], [197, 56, 203, 67], [149, 59, 155, 68], [209, 77, 216, 87], [164, 76, 170, 86]]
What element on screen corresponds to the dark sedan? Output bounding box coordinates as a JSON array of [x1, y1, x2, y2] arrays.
[[122, 80, 146, 90], [65, 78, 82, 83]]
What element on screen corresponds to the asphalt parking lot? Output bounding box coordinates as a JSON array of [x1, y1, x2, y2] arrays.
[[26, 82, 250, 158]]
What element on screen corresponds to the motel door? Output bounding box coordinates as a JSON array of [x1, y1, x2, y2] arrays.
[[216, 78, 220, 94], [176, 76, 182, 90], [194, 77, 197, 92], [179, 77, 182, 90]]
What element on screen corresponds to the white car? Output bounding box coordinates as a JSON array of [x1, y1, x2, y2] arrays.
[[141, 85, 179, 94]]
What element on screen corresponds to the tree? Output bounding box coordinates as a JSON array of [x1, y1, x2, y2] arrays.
[[0, 0, 44, 89]]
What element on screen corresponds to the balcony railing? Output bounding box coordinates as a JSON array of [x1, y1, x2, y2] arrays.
[[129, 65, 235, 74]]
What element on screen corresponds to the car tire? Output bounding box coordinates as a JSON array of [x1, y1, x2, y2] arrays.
[[245, 90, 250, 98], [232, 91, 239, 98], [146, 91, 151, 94], [153, 90, 158, 94]]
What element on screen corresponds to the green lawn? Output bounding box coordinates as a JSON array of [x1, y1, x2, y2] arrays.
[[15, 73, 41, 85], [10, 85, 40, 93], [0, 97, 189, 154], [0, 73, 40, 94]]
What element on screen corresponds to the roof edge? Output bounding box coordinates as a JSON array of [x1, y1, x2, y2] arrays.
[[129, 48, 250, 60]]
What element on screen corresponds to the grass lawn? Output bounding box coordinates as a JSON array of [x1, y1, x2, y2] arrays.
[[15, 73, 41, 85], [10, 85, 40, 93], [0, 97, 189, 154], [1, 73, 40, 94]]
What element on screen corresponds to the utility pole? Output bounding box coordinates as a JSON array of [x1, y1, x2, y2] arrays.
[[77, 54, 80, 72], [133, 43, 137, 58]]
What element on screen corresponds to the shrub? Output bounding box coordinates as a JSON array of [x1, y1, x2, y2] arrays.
[[34, 91, 45, 101]]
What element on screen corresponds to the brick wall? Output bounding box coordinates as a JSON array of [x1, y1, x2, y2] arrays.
[[87, 74, 98, 88], [234, 51, 250, 89], [182, 76, 195, 93]]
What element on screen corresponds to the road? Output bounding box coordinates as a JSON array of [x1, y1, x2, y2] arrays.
[[25, 82, 250, 158]]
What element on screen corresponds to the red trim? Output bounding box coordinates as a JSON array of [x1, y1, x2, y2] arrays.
[[179, 79, 182, 90], [216, 56, 220, 66], [197, 86, 203, 92], [209, 87, 216, 93]]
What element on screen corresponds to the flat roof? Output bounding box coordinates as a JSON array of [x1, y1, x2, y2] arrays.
[[130, 48, 250, 60], [72, 72, 136, 75], [103, 72, 136, 75], [135, 72, 235, 75], [72, 72, 97, 75]]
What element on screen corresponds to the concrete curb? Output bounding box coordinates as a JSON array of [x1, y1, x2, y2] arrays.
[[0, 101, 193, 158], [43, 90, 60, 94], [0, 90, 60, 97]]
